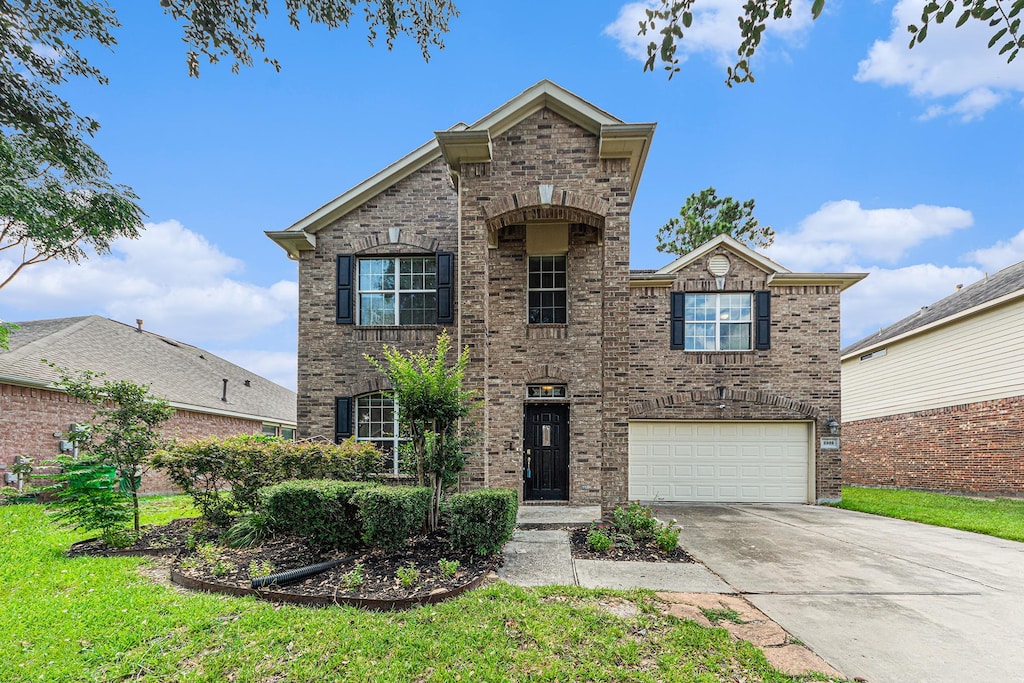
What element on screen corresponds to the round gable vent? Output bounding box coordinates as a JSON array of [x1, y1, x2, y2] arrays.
[[707, 254, 731, 276]]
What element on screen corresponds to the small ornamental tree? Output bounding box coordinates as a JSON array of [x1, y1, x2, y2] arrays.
[[364, 330, 475, 531], [656, 186, 774, 256], [53, 367, 175, 533]]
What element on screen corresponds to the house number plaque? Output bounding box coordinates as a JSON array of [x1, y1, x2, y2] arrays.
[[820, 437, 840, 450]]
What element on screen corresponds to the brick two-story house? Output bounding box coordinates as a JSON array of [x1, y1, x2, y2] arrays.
[[268, 81, 864, 509]]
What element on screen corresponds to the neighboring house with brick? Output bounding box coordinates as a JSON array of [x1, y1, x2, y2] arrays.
[[841, 261, 1024, 497], [0, 315, 297, 493], [267, 80, 864, 509]]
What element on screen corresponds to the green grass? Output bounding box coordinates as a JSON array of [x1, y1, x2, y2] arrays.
[[838, 487, 1024, 542], [0, 497, 831, 682]]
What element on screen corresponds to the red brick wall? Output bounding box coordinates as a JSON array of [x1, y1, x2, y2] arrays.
[[843, 395, 1024, 496], [1, 382, 262, 494]]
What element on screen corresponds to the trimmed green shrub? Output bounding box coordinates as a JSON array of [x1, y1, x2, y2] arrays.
[[259, 480, 378, 550], [445, 488, 518, 555], [154, 435, 384, 524], [352, 486, 431, 552]]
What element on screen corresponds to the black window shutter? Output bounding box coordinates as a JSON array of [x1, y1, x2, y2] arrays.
[[755, 290, 771, 350], [670, 291, 685, 349], [436, 251, 454, 324], [334, 396, 352, 443], [336, 255, 354, 324]]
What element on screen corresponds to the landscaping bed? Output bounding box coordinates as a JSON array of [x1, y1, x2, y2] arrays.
[[171, 528, 497, 608], [67, 517, 204, 557], [569, 527, 694, 563]]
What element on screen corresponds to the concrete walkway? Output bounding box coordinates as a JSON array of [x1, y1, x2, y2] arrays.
[[499, 505, 842, 678], [655, 503, 1024, 683], [499, 527, 733, 592]]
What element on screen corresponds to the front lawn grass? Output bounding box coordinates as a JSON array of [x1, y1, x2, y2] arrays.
[[838, 487, 1024, 542], [0, 498, 824, 682]]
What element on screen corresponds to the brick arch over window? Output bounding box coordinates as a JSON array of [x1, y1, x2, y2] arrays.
[[352, 231, 439, 254], [483, 188, 609, 233], [351, 377, 392, 397], [523, 363, 570, 386], [629, 389, 820, 419]]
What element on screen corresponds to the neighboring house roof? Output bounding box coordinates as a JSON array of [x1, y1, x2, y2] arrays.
[[267, 79, 657, 259], [0, 316, 296, 424], [629, 234, 868, 290], [841, 259, 1024, 359]]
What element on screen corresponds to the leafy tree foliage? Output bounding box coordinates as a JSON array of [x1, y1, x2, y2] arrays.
[[0, 133, 144, 291], [54, 368, 175, 532], [157, 0, 460, 78], [365, 330, 475, 531], [0, 1, 457, 298], [656, 186, 774, 256], [639, 1, 1024, 85]]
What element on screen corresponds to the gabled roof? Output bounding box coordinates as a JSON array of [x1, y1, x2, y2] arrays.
[[267, 80, 656, 258], [653, 234, 792, 276], [0, 316, 296, 424], [842, 259, 1024, 359], [631, 234, 868, 291]]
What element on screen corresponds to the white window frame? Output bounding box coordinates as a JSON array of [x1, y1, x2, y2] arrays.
[[684, 293, 753, 351], [527, 254, 567, 324], [355, 392, 404, 474], [357, 256, 436, 326]]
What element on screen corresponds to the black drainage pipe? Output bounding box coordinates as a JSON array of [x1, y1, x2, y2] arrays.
[[251, 554, 357, 589]]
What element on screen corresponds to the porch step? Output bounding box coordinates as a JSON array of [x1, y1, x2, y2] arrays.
[[517, 505, 602, 530]]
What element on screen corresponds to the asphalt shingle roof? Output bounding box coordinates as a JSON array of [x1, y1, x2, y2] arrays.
[[841, 260, 1024, 357], [0, 316, 295, 423]]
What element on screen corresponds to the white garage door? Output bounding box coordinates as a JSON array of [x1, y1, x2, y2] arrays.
[[629, 421, 810, 503]]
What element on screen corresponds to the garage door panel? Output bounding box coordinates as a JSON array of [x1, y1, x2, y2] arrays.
[[629, 421, 809, 503]]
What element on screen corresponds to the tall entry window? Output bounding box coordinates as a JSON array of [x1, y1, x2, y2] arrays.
[[684, 293, 752, 351], [358, 257, 437, 325], [355, 392, 403, 473], [528, 255, 567, 324]]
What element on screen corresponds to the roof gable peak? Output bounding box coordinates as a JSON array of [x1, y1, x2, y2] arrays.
[[654, 234, 790, 276]]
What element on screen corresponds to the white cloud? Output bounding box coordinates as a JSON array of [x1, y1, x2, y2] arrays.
[[856, 0, 1024, 120], [966, 228, 1024, 272], [767, 200, 973, 271], [0, 219, 297, 346], [605, 1, 813, 68], [841, 263, 984, 345]]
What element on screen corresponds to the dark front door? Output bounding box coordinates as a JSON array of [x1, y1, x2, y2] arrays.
[[523, 403, 569, 501]]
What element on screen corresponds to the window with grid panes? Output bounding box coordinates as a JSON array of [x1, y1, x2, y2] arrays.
[[355, 393, 404, 473], [357, 256, 436, 325], [684, 293, 752, 351], [528, 255, 567, 324]]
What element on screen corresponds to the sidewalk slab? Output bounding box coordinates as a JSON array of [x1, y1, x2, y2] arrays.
[[497, 530, 575, 586], [574, 559, 734, 593], [517, 505, 601, 528]]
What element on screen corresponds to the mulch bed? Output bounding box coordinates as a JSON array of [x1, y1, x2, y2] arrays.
[[569, 527, 694, 563], [68, 518, 207, 557], [171, 527, 496, 606]]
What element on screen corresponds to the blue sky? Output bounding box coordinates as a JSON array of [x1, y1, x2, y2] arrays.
[[3, 0, 1023, 390]]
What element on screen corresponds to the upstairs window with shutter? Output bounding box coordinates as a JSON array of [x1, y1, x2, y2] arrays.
[[681, 293, 753, 351], [356, 256, 437, 325]]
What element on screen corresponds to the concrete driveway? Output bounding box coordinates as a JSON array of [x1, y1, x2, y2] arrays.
[[653, 503, 1024, 683]]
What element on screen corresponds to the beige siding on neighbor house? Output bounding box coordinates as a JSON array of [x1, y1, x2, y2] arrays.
[[842, 299, 1024, 421]]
